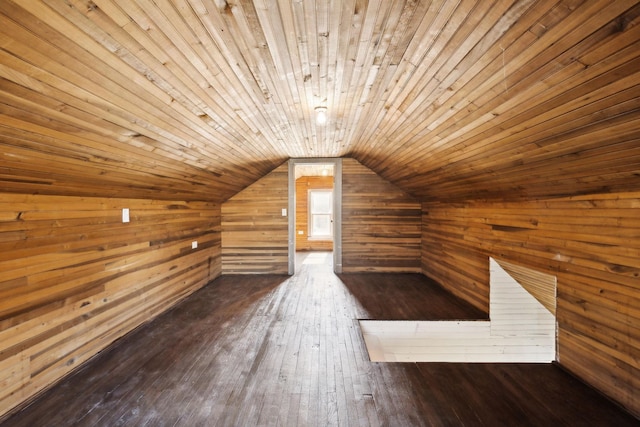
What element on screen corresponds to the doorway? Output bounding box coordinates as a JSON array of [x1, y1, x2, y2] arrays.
[[288, 158, 342, 274]]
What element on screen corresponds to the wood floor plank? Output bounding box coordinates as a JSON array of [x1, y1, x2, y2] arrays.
[[1, 252, 637, 426]]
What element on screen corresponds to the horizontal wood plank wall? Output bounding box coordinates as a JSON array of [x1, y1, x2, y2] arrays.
[[421, 192, 640, 417], [221, 163, 289, 274], [342, 158, 421, 273], [0, 193, 221, 419], [295, 176, 333, 251]]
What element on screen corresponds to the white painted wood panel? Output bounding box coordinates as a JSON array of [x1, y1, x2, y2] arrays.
[[495, 258, 557, 315], [490, 257, 556, 337], [360, 258, 556, 362]]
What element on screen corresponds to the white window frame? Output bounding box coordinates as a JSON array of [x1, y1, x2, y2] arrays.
[[308, 189, 333, 240]]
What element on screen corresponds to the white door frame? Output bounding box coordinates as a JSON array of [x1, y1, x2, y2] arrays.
[[288, 158, 342, 274]]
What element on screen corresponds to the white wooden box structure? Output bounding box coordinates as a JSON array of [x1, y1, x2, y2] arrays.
[[361, 258, 557, 363]]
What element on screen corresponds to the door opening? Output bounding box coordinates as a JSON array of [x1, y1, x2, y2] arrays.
[[288, 159, 342, 274]]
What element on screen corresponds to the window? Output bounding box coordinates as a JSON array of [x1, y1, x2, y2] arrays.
[[309, 190, 332, 239]]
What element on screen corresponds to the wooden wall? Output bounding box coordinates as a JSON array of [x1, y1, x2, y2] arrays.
[[295, 176, 334, 252], [221, 163, 289, 274], [221, 158, 422, 273], [342, 159, 421, 273], [421, 191, 640, 417], [0, 193, 221, 418]]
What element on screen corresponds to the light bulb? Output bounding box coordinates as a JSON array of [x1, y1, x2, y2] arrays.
[[315, 107, 327, 125]]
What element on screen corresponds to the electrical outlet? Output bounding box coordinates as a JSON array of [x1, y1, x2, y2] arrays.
[[192, 241, 198, 249], [122, 208, 130, 223], [281, 208, 287, 217]]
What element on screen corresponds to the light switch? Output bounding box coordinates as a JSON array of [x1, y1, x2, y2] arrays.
[[122, 208, 130, 223], [192, 241, 198, 249], [281, 208, 287, 217]]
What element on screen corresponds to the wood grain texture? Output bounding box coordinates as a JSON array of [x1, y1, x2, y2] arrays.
[[0, 0, 636, 421], [421, 191, 640, 417], [496, 258, 557, 315], [295, 175, 334, 252], [1, 253, 637, 426], [0, 192, 221, 419], [0, 1, 637, 203], [221, 159, 421, 273], [221, 163, 289, 274], [342, 158, 421, 273]]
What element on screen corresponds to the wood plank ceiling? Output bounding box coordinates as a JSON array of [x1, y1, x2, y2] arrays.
[[0, 0, 638, 202]]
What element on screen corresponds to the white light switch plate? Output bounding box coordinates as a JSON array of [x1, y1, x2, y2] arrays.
[[281, 208, 287, 217], [192, 241, 198, 249], [122, 208, 130, 223]]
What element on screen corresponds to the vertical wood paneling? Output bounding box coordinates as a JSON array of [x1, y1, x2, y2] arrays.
[[295, 176, 333, 251], [221, 163, 289, 274], [0, 193, 221, 418], [341, 159, 421, 273], [421, 192, 640, 417]]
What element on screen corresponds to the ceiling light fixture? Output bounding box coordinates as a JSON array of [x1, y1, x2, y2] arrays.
[[315, 107, 327, 125]]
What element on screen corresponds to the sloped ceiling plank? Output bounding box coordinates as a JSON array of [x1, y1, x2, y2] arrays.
[[0, 0, 638, 202], [361, 1, 640, 201]]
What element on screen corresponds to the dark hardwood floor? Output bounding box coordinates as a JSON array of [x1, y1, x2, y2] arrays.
[[337, 272, 487, 321], [2, 252, 637, 426]]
